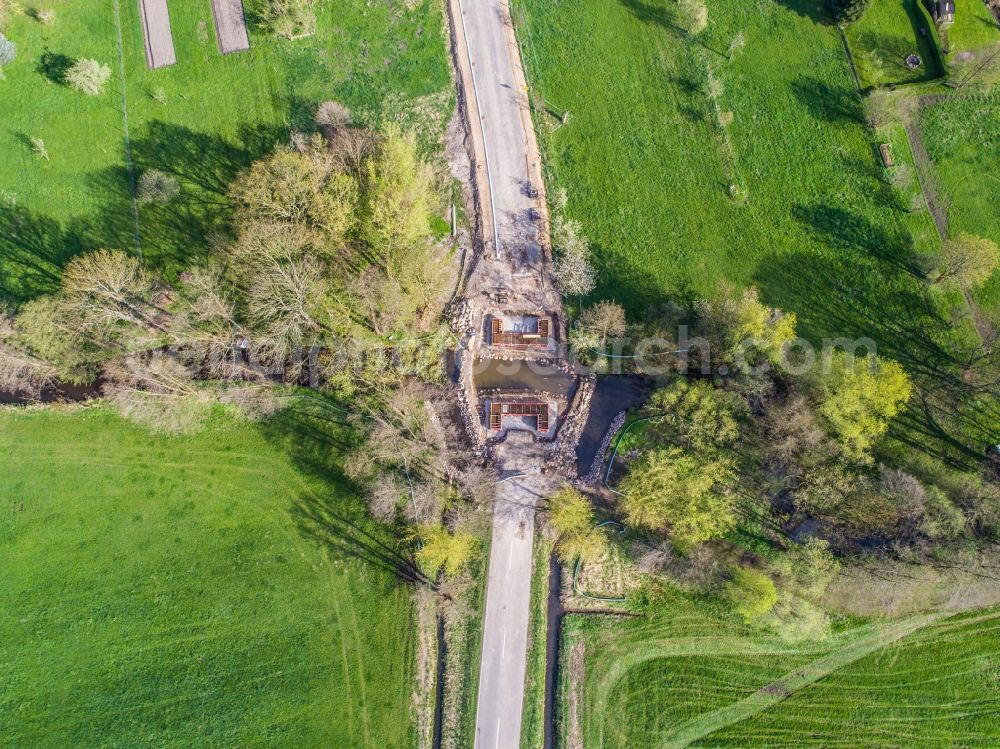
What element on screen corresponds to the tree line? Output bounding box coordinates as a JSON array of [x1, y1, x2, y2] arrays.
[[0, 112, 489, 582]]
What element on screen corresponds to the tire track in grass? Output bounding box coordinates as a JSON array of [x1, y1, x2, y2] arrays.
[[590, 636, 830, 748], [343, 570, 373, 747], [328, 586, 358, 740], [654, 611, 950, 749]]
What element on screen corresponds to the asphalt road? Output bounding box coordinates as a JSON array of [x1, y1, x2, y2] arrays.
[[455, 1, 552, 746], [457, 0, 543, 270], [475, 473, 538, 749]]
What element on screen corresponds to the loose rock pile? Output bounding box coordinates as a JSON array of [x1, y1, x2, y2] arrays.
[[581, 409, 627, 486]]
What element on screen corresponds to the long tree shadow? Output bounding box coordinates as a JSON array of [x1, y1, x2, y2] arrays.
[[258, 397, 431, 587], [0, 204, 92, 304], [770, 0, 835, 24], [2, 121, 285, 305], [130, 120, 280, 198], [791, 76, 865, 125], [792, 203, 923, 277], [757, 203, 994, 466], [617, 0, 729, 57]]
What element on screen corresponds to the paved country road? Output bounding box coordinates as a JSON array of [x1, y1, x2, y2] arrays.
[[475, 438, 554, 749], [450, 0, 556, 746], [476, 473, 539, 749]]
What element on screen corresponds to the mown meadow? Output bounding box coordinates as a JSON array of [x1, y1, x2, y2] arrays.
[[568, 588, 1000, 749], [0, 0, 452, 302], [920, 89, 1000, 323], [518, 0, 929, 321], [0, 405, 418, 748]]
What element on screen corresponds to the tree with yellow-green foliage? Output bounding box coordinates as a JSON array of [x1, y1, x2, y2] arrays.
[[645, 379, 743, 452], [547, 486, 608, 564], [414, 524, 476, 578], [816, 351, 912, 458], [725, 565, 778, 624], [229, 142, 357, 254], [934, 233, 1000, 289], [361, 124, 438, 258], [619, 447, 736, 548], [702, 286, 796, 368]]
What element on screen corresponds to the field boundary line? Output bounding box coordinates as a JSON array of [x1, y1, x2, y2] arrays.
[[838, 26, 864, 94], [653, 611, 950, 749], [111, 0, 143, 257]]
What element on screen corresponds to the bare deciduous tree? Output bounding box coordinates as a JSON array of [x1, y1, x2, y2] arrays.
[[571, 300, 626, 354], [552, 216, 596, 297], [137, 169, 180, 204], [60, 249, 161, 336], [103, 352, 213, 433], [315, 100, 352, 131]]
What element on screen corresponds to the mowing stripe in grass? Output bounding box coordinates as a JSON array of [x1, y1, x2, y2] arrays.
[[655, 612, 948, 749]]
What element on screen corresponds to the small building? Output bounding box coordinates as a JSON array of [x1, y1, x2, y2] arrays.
[[933, 0, 955, 27]]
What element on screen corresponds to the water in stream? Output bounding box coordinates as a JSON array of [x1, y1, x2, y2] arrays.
[[472, 358, 575, 395]]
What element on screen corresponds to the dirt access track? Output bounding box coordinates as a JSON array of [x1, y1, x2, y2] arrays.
[[138, 0, 176, 69]]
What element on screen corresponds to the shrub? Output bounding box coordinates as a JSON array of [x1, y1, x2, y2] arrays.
[[65, 58, 111, 96], [30, 137, 48, 160], [0, 32, 15, 67], [547, 486, 609, 564], [315, 100, 352, 130], [263, 0, 316, 39], [137, 169, 180, 204], [678, 0, 708, 35], [725, 565, 778, 624], [414, 524, 476, 577]]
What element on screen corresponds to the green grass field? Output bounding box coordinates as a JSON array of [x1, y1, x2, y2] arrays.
[[518, 0, 929, 322], [920, 90, 1000, 323], [846, 0, 942, 88], [568, 587, 1000, 748], [0, 405, 418, 748], [0, 0, 451, 302], [517, 0, 999, 461]]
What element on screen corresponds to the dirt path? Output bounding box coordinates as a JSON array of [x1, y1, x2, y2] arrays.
[[210, 0, 250, 55], [137, 0, 176, 69]]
